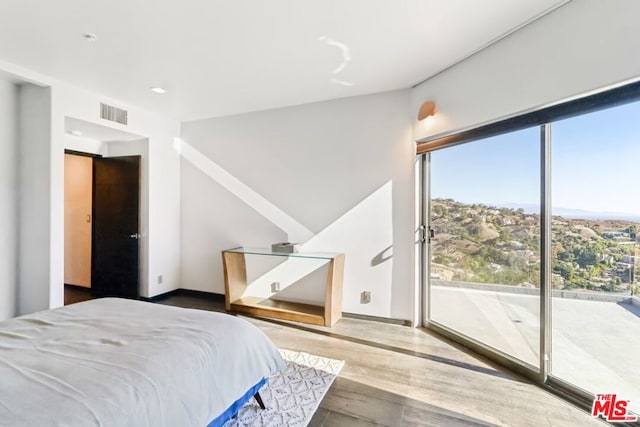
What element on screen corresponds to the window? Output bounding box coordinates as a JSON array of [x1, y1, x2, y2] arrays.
[[419, 80, 640, 415]]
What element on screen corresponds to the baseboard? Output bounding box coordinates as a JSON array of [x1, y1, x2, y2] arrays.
[[140, 288, 225, 303], [140, 289, 410, 326], [343, 312, 412, 327]]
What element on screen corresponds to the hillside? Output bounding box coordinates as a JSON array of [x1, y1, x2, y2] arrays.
[[430, 199, 638, 293]]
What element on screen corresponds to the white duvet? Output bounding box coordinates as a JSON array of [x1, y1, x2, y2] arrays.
[[0, 298, 284, 427]]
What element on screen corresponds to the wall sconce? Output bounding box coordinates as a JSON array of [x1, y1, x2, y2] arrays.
[[418, 100, 436, 121]]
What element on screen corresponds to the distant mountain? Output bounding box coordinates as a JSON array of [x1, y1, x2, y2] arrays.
[[432, 198, 638, 291], [497, 203, 640, 223]]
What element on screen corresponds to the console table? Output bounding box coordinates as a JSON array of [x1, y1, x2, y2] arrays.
[[222, 247, 344, 326]]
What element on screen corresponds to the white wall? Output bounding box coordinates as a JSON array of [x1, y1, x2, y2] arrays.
[[0, 78, 18, 320], [180, 90, 415, 320], [0, 59, 181, 314], [412, 0, 640, 140], [18, 84, 51, 315], [64, 134, 108, 157]]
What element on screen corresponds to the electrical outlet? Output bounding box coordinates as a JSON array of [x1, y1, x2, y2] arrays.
[[157, 275, 163, 285], [271, 282, 281, 293], [361, 291, 371, 304]]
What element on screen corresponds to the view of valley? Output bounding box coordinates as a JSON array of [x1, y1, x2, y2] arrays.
[[430, 198, 639, 294]]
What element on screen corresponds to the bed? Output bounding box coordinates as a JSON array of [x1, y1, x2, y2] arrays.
[[0, 298, 285, 426]]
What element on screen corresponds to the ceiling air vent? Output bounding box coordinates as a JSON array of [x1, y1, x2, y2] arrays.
[[100, 103, 128, 125]]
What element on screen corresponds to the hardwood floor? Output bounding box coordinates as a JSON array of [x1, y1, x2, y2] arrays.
[[245, 316, 605, 427], [63, 284, 93, 305], [63, 289, 605, 426], [157, 294, 604, 427]]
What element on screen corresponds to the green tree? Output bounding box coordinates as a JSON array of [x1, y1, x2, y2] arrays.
[[574, 246, 597, 268], [553, 261, 576, 282]]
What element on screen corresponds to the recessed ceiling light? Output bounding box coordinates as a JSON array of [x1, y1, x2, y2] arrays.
[[150, 87, 166, 94], [68, 130, 83, 136], [82, 33, 97, 42]]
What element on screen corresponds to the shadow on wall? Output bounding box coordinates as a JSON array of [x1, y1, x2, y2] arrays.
[[371, 245, 393, 267], [245, 257, 330, 306], [176, 139, 396, 314], [243, 255, 330, 304], [175, 138, 313, 242], [241, 179, 395, 310]]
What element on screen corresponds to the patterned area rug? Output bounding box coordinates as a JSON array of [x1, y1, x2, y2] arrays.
[[224, 349, 344, 427]]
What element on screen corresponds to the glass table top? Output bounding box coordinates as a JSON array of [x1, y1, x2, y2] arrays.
[[222, 246, 341, 260]]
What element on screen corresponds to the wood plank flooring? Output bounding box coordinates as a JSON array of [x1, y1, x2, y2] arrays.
[[247, 316, 604, 427], [64, 289, 606, 426]]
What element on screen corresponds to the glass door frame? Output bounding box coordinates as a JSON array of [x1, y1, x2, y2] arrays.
[[418, 126, 551, 385], [416, 78, 640, 413]]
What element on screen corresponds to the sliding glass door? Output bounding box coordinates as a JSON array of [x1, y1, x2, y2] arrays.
[[421, 85, 640, 416], [550, 102, 640, 414], [427, 127, 541, 369]]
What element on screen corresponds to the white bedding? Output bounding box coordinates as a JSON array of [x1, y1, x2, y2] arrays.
[[0, 298, 284, 427]]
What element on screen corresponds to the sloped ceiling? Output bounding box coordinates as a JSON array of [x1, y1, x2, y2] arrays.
[[0, 0, 568, 121]]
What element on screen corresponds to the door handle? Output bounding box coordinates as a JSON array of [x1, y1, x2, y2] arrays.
[[130, 233, 141, 239], [418, 226, 436, 243]]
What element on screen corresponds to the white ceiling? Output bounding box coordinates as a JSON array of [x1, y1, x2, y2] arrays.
[[0, 0, 568, 122]]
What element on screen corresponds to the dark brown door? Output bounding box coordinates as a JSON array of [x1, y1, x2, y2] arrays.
[[92, 156, 140, 298]]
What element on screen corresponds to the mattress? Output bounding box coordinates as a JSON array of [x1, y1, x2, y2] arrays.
[[0, 298, 285, 426]]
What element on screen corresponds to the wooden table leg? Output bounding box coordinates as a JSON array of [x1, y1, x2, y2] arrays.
[[222, 251, 247, 311], [324, 254, 344, 326]]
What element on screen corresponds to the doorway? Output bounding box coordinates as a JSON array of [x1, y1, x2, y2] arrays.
[[64, 151, 142, 301], [64, 153, 93, 288], [64, 117, 148, 304]]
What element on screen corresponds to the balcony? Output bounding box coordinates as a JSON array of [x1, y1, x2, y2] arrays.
[[431, 280, 640, 415]]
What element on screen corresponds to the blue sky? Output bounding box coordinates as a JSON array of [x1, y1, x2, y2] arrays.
[[431, 101, 640, 215]]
